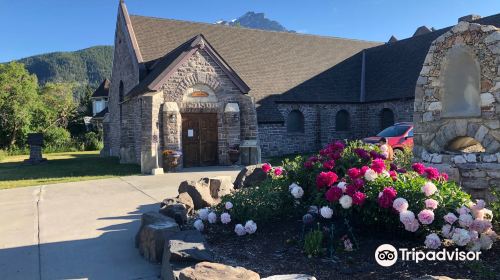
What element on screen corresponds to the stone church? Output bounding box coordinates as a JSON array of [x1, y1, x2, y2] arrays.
[[102, 1, 499, 174]]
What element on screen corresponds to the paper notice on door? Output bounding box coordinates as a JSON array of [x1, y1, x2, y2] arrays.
[[188, 129, 194, 137]]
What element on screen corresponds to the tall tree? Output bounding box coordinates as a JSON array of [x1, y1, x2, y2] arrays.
[[0, 62, 39, 148]]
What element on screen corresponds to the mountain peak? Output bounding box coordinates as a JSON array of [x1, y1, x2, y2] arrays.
[[215, 11, 294, 33]]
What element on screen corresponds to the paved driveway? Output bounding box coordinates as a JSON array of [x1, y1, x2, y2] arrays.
[[0, 167, 241, 280]]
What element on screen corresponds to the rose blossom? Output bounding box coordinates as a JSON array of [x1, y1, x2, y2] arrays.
[[360, 166, 370, 176], [352, 192, 366, 206], [425, 199, 439, 210], [404, 219, 420, 232], [193, 219, 204, 231], [459, 213, 473, 228], [393, 197, 409, 213], [444, 212, 458, 224], [400, 210, 416, 224], [442, 224, 453, 238], [337, 182, 347, 192], [418, 209, 435, 225], [424, 233, 441, 249], [378, 187, 397, 208], [412, 163, 426, 175], [320, 206, 334, 219], [291, 185, 304, 199], [345, 184, 358, 196], [207, 212, 217, 224], [220, 213, 231, 224], [452, 228, 471, 246], [225, 201, 233, 210], [371, 158, 386, 174], [347, 168, 361, 179], [261, 163, 272, 173], [323, 160, 335, 170], [274, 167, 283, 176], [198, 208, 210, 221], [234, 224, 246, 236], [421, 181, 437, 196], [424, 167, 440, 180], [316, 171, 338, 189], [244, 220, 257, 234], [364, 168, 378, 181], [339, 195, 353, 209], [325, 187, 343, 202]]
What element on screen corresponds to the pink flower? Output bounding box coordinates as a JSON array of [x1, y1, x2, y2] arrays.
[[347, 168, 361, 179], [304, 161, 313, 169], [418, 209, 435, 225], [360, 166, 370, 176], [393, 198, 409, 213], [444, 213, 458, 224], [325, 187, 343, 202], [459, 213, 473, 228], [316, 171, 338, 190], [371, 158, 386, 174], [421, 182, 437, 196], [404, 219, 420, 232], [424, 167, 440, 180], [322, 160, 335, 170], [440, 172, 449, 181], [412, 163, 426, 175], [274, 167, 283, 176], [352, 178, 364, 188], [345, 184, 358, 196], [262, 163, 272, 173], [378, 187, 397, 208], [425, 199, 439, 210], [352, 192, 366, 206], [400, 210, 415, 224], [389, 170, 398, 181], [469, 219, 492, 234], [424, 233, 441, 249]]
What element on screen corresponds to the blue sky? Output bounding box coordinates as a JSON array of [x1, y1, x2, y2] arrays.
[[0, 0, 498, 62]]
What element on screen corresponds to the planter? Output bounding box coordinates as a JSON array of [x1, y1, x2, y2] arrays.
[[228, 150, 240, 165], [163, 154, 181, 172]]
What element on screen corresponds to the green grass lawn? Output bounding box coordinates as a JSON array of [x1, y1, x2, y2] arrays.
[[0, 151, 141, 189]]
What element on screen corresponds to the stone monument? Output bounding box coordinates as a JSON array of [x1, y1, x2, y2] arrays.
[[24, 133, 47, 165]]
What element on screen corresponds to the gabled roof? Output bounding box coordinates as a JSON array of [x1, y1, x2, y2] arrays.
[[128, 34, 250, 98], [128, 15, 380, 122], [91, 79, 110, 98]]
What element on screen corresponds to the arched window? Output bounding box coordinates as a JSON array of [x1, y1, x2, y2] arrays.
[[335, 110, 350, 131], [442, 46, 480, 117], [119, 81, 124, 121], [287, 110, 304, 133], [380, 108, 394, 130]]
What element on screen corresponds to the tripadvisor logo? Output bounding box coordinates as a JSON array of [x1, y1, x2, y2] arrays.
[[375, 244, 481, 266]]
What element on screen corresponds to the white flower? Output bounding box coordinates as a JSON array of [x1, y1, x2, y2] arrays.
[[482, 209, 493, 221], [480, 233, 494, 250], [244, 220, 257, 234], [452, 228, 471, 246], [193, 219, 204, 231], [469, 230, 479, 241], [225, 201, 233, 210], [459, 213, 473, 228], [393, 197, 409, 213], [421, 181, 437, 196], [381, 170, 391, 178], [364, 168, 378, 181], [337, 182, 347, 192], [234, 224, 246, 236], [220, 213, 231, 224], [207, 212, 217, 224], [424, 233, 441, 249], [399, 210, 415, 225], [198, 208, 210, 221], [442, 224, 453, 238], [339, 195, 353, 209], [289, 183, 300, 191], [290, 186, 304, 199], [468, 240, 481, 252], [320, 206, 333, 219]]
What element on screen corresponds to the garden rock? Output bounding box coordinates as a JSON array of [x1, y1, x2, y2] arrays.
[[169, 230, 214, 262], [262, 275, 317, 280], [207, 176, 234, 198], [160, 202, 189, 225], [160, 243, 175, 280], [136, 212, 180, 263], [178, 179, 216, 209], [179, 262, 260, 280], [233, 164, 268, 189]]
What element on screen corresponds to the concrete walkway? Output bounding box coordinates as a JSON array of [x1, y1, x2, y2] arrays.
[[0, 167, 241, 280]]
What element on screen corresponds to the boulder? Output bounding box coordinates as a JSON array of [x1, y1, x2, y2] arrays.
[[136, 212, 180, 263], [177, 192, 195, 213], [179, 262, 260, 280], [233, 165, 268, 189], [262, 275, 317, 280], [169, 230, 214, 262], [160, 202, 189, 225], [178, 179, 216, 209], [207, 176, 234, 198], [160, 243, 175, 280]]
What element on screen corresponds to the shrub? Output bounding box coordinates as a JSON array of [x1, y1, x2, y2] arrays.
[[44, 126, 72, 150], [80, 131, 103, 151]]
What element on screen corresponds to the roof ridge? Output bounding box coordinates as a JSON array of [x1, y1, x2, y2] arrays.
[[129, 14, 382, 44]]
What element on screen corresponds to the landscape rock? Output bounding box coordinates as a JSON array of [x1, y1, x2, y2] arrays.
[[160, 202, 189, 225], [160, 243, 175, 280], [233, 164, 268, 189], [136, 212, 180, 263], [208, 176, 234, 198], [178, 179, 217, 209], [169, 230, 214, 262], [262, 274, 317, 280], [179, 262, 260, 280]]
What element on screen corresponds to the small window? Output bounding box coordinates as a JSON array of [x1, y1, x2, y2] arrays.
[[335, 110, 350, 131], [380, 108, 394, 130], [287, 110, 304, 133]]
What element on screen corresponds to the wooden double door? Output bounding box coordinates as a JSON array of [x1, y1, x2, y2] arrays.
[[182, 113, 218, 167]]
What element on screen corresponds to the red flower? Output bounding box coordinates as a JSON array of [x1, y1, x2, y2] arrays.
[[424, 167, 440, 180], [274, 167, 283, 176], [412, 163, 425, 175], [347, 168, 361, 179], [360, 166, 370, 176], [345, 184, 358, 196], [262, 163, 272, 173], [371, 158, 386, 174], [322, 160, 335, 170], [389, 170, 398, 181], [325, 187, 343, 202], [316, 171, 339, 189], [378, 187, 397, 208], [352, 192, 366, 205]]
